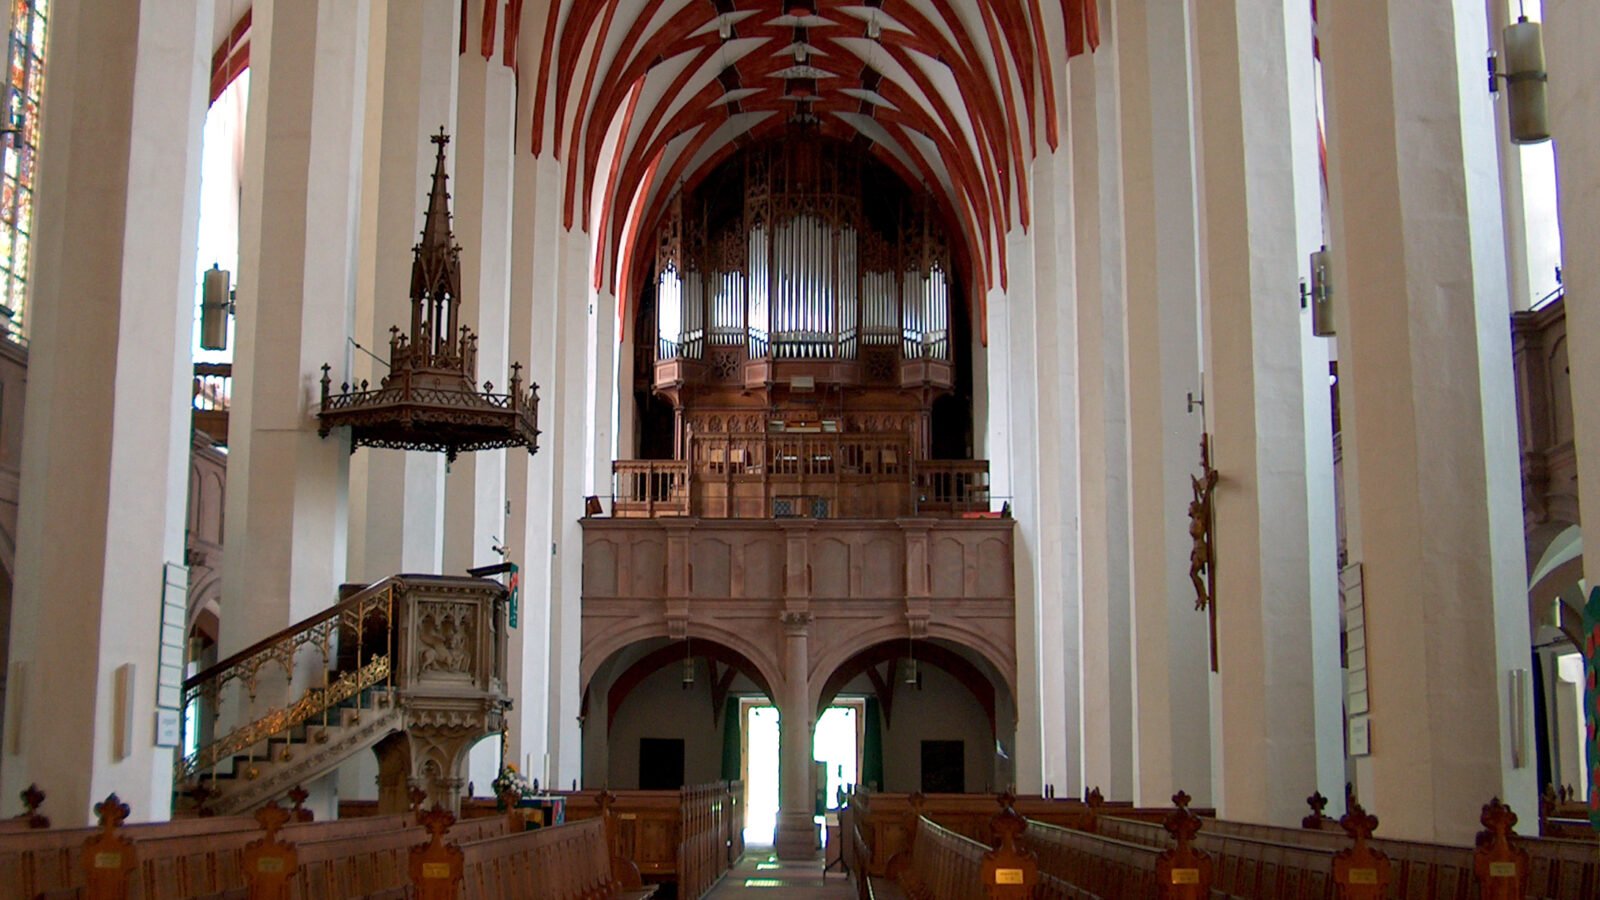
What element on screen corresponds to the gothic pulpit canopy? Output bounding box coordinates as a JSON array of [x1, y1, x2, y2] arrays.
[[318, 129, 538, 462]]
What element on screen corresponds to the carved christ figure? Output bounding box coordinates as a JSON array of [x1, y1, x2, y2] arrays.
[[1189, 436, 1218, 611]]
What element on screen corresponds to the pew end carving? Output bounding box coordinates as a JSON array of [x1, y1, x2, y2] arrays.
[[1473, 797, 1529, 899], [1332, 803, 1392, 899]]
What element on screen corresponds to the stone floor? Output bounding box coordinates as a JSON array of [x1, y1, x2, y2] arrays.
[[700, 848, 858, 898]]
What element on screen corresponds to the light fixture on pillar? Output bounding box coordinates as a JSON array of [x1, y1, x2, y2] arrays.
[[1308, 245, 1334, 337], [903, 637, 920, 688], [682, 638, 695, 689], [200, 263, 235, 351], [717, 15, 732, 40], [1489, 9, 1551, 144]]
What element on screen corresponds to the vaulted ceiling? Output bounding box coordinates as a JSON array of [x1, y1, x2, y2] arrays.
[[211, 0, 1101, 320], [518, 0, 1100, 307]]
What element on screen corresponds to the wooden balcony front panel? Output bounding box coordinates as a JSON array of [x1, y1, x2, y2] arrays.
[[1512, 294, 1578, 534], [610, 434, 991, 519]]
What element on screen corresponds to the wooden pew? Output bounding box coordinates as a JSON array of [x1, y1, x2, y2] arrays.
[[561, 781, 741, 894], [879, 798, 1100, 900], [452, 814, 658, 900], [1018, 794, 1213, 900]]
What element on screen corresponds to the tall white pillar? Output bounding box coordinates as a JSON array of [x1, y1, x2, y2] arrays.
[[1027, 94, 1083, 798], [348, 0, 460, 581], [1189, 0, 1338, 826], [1320, 0, 1535, 841], [222, 0, 368, 657], [1113, 0, 1213, 806], [774, 612, 816, 859], [1071, 24, 1135, 800], [444, 0, 515, 575], [1545, 0, 1600, 632], [0, 0, 212, 822]]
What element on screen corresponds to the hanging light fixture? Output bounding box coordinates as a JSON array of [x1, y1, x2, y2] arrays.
[[200, 263, 234, 351], [904, 636, 919, 686], [1489, 7, 1551, 144], [682, 637, 695, 689]]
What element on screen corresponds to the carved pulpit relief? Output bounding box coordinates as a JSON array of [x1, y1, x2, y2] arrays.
[[417, 602, 476, 678]]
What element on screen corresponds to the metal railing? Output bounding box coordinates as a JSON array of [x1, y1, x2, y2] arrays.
[[177, 577, 400, 784]]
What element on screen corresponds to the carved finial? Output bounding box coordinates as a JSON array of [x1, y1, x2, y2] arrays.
[[1085, 787, 1104, 810], [989, 794, 1028, 848], [1339, 802, 1380, 845], [1172, 790, 1192, 812], [255, 801, 291, 839], [1480, 797, 1518, 840], [94, 793, 130, 832], [1303, 790, 1330, 828], [288, 785, 309, 809], [418, 806, 456, 839], [18, 783, 47, 829], [1163, 800, 1203, 846]]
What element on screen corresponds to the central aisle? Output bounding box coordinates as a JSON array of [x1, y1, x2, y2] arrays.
[[700, 849, 857, 898]]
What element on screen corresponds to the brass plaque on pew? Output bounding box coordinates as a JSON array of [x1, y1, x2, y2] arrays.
[[994, 869, 1024, 884], [93, 853, 123, 869], [1489, 862, 1518, 877], [1170, 869, 1200, 884], [1348, 869, 1378, 884], [257, 858, 284, 873], [423, 862, 452, 878]]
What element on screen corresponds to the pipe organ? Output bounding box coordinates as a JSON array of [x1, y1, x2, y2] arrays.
[[654, 138, 953, 367], [632, 135, 985, 520]]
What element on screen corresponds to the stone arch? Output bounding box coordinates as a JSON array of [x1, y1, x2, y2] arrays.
[[808, 619, 1016, 713], [813, 639, 1000, 735], [582, 618, 784, 700]]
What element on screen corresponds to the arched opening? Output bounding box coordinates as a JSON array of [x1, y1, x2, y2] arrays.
[[815, 638, 1015, 795], [583, 638, 775, 831]]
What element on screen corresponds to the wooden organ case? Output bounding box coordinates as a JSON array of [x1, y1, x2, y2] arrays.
[[617, 135, 988, 519]]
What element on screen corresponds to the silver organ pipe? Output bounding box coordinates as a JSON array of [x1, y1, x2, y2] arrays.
[[653, 143, 953, 368]]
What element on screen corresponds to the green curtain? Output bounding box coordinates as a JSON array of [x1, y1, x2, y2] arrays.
[[721, 698, 742, 782], [863, 698, 885, 791]]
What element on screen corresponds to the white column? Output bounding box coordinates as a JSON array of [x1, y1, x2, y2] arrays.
[[1189, 0, 1335, 826], [504, 136, 561, 777], [1072, 25, 1135, 800], [0, 0, 211, 822], [444, 0, 515, 575], [348, 0, 459, 581], [222, 0, 368, 658], [1546, 1, 1600, 637], [1112, 0, 1212, 806], [1027, 94, 1083, 798], [995, 228, 1046, 795], [1320, 0, 1534, 841], [774, 612, 816, 859]]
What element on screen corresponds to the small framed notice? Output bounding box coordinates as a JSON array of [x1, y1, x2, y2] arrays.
[[154, 709, 181, 748], [1348, 715, 1371, 757]]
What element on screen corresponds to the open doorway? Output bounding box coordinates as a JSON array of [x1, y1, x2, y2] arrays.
[[739, 699, 863, 846]]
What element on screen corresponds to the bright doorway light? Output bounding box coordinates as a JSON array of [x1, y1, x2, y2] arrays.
[[744, 705, 780, 845], [814, 705, 859, 812]]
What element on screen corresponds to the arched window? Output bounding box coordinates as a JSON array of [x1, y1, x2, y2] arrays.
[[0, 0, 47, 344]]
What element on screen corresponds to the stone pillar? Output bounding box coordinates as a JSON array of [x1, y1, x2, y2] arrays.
[[348, 0, 459, 581], [775, 611, 816, 859], [222, 0, 368, 662], [1111, 0, 1212, 806], [1071, 17, 1135, 800], [0, 0, 212, 822], [1189, 0, 1340, 825], [1545, 0, 1600, 628], [443, 0, 515, 575], [1320, 0, 1535, 840]]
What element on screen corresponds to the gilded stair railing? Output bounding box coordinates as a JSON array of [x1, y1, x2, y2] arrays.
[[176, 577, 402, 785]]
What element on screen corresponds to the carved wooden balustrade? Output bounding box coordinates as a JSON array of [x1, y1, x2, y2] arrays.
[[177, 575, 512, 816], [610, 432, 990, 519], [191, 362, 231, 445]]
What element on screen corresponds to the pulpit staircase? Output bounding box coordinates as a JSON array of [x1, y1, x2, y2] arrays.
[[173, 574, 512, 818]]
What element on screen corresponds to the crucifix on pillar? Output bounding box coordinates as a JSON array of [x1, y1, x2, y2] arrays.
[[1189, 434, 1219, 671]]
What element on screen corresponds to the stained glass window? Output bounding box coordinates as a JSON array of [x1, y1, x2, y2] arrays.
[[0, 0, 46, 344]]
